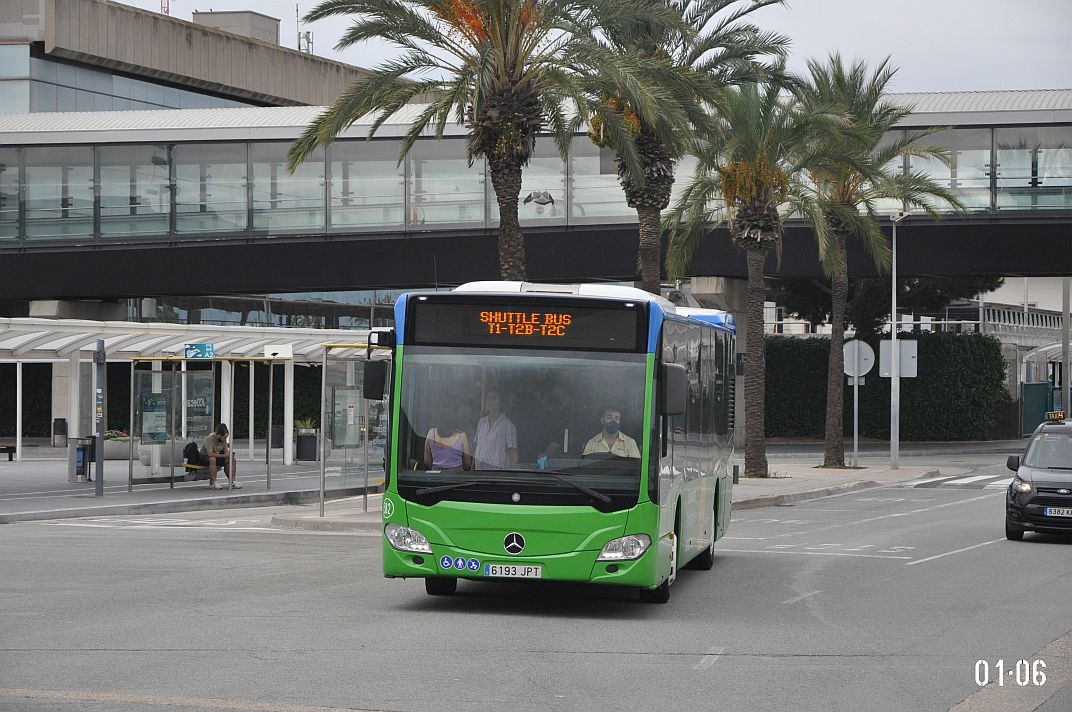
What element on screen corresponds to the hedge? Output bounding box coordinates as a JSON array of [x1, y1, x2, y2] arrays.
[[764, 332, 1012, 440]]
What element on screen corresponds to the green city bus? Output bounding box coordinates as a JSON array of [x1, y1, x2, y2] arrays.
[[364, 282, 736, 603]]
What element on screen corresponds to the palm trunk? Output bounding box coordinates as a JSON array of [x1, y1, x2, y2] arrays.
[[637, 205, 662, 295], [744, 245, 769, 477], [488, 155, 526, 281], [822, 235, 849, 467]]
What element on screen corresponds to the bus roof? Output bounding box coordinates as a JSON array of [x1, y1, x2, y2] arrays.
[[453, 281, 735, 335], [454, 281, 672, 307]]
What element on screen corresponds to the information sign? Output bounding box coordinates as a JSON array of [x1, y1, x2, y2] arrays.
[[184, 343, 215, 359]]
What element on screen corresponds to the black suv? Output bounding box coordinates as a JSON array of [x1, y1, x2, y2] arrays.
[[1006, 420, 1072, 540]]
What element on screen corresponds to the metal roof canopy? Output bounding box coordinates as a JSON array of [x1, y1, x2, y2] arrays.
[[0, 317, 372, 362]]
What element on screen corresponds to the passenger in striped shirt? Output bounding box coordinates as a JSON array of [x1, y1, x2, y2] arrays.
[[473, 389, 518, 470]]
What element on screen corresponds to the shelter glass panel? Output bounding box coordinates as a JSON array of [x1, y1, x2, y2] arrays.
[[0, 148, 17, 239], [251, 142, 325, 232], [489, 137, 567, 228], [99, 144, 171, 237], [24, 145, 94, 239], [407, 139, 485, 228], [174, 143, 248, 233], [329, 139, 405, 231], [995, 126, 1072, 211], [569, 138, 634, 224], [323, 359, 387, 493], [907, 128, 992, 211]]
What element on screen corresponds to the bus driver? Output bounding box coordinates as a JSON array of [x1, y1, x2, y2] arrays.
[[582, 407, 641, 459]]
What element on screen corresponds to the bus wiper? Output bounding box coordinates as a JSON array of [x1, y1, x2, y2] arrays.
[[414, 481, 480, 496], [542, 472, 612, 504]]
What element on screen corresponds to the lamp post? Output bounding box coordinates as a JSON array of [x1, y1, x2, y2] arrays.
[[890, 211, 906, 469]]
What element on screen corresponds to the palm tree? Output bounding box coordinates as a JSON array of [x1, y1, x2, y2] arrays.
[[591, 0, 790, 294], [287, 0, 681, 281], [665, 82, 832, 477], [795, 55, 964, 468]]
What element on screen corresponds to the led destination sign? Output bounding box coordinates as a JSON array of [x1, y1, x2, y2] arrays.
[[479, 310, 572, 337], [411, 301, 642, 351]]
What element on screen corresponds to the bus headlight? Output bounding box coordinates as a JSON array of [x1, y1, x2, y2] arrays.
[[384, 523, 432, 553], [1012, 477, 1032, 493], [597, 534, 651, 561]]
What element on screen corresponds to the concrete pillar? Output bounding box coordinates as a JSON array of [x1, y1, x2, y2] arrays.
[[247, 362, 255, 460], [283, 360, 294, 465], [15, 362, 22, 462], [66, 352, 81, 478], [220, 361, 234, 432]]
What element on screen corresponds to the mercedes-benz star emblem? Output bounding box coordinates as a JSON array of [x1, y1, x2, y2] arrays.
[[504, 532, 525, 555], [1059, 489, 1071, 495]]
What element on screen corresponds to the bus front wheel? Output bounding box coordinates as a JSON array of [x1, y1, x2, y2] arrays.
[[425, 577, 458, 596]]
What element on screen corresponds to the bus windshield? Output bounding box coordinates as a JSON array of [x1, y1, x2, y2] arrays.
[[395, 347, 647, 509]]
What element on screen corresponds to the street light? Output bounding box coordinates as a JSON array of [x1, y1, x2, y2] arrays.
[[890, 210, 907, 469]]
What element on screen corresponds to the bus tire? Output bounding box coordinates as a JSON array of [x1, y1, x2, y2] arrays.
[[425, 577, 458, 596]]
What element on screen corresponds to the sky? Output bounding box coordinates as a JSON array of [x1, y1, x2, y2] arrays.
[[127, 0, 1071, 92]]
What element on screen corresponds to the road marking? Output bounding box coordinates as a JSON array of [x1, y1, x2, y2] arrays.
[[985, 478, 1014, 489], [782, 590, 821, 604], [944, 475, 999, 485], [719, 549, 912, 560], [0, 687, 383, 711], [723, 536, 767, 540], [895, 476, 957, 487], [905, 538, 1006, 566], [693, 646, 725, 670]]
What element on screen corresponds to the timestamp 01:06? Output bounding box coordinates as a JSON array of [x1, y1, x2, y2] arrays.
[[974, 659, 1046, 687]]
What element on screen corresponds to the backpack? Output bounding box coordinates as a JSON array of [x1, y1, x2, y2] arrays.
[[183, 441, 202, 466]]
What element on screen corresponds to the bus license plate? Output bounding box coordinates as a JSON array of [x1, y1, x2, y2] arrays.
[[484, 563, 542, 578], [1043, 506, 1072, 517]]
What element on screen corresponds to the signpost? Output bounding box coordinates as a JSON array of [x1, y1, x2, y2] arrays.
[[843, 340, 876, 467]]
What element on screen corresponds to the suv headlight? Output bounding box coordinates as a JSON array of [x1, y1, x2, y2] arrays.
[[384, 523, 432, 553], [597, 534, 652, 561], [1012, 477, 1032, 494]]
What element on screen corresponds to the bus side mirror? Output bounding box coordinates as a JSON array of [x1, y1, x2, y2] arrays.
[[363, 361, 388, 401], [661, 363, 687, 416], [1006, 455, 1020, 472]]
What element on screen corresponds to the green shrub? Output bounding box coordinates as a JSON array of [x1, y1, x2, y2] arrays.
[[764, 332, 1012, 440]]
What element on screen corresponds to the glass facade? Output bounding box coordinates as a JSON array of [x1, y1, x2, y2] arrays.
[[0, 46, 257, 113], [995, 126, 1072, 210], [251, 142, 325, 232], [908, 128, 994, 211], [0, 126, 1069, 241]]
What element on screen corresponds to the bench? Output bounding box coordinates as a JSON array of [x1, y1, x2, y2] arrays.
[[1, 445, 15, 461]]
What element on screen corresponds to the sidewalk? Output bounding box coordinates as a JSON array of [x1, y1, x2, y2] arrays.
[[268, 462, 943, 532]]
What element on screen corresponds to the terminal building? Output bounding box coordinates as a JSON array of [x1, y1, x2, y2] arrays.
[[1, 0, 1071, 457]]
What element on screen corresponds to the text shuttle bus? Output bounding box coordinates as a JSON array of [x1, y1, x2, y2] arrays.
[[363, 281, 736, 603]]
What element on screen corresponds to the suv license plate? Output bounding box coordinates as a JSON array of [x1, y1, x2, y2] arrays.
[[1043, 506, 1072, 517], [484, 564, 542, 578]]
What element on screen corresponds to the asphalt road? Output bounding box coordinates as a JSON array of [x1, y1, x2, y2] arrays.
[[2, 465, 1070, 712]]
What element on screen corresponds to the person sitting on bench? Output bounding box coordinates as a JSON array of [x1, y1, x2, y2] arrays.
[[201, 423, 241, 490]]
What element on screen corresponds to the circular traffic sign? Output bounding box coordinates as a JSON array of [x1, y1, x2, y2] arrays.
[[843, 340, 876, 377]]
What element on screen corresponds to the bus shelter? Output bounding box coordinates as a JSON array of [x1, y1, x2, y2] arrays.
[[317, 343, 391, 515]]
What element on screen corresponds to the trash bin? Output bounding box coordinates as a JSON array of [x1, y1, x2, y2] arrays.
[[53, 418, 68, 448], [296, 431, 317, 461], [73, 437, 95, 482]]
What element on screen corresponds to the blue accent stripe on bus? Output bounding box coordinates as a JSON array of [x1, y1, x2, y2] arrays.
[[394, 294, 408, 345], [648, 303, 665, 353]]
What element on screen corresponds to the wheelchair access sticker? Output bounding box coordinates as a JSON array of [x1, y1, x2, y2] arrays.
[[439, 555, 481, 572]]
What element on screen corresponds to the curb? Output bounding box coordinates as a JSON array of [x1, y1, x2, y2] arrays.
[[731, 479, 885, 510], [0, 487, 372, 524], [270, 513, 382, 532]]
